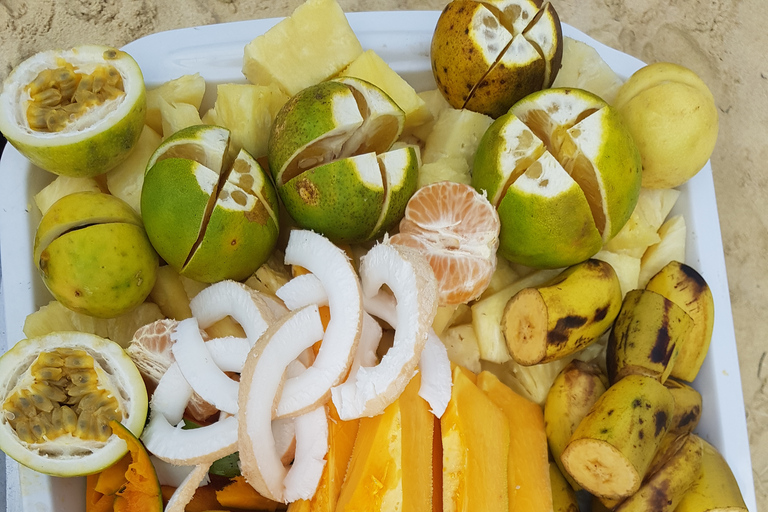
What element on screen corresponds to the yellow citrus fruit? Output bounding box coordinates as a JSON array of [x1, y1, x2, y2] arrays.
[[33, 191, 158, 318], [0, 45, 146, 177], [141, 125, 280, 283], [0, 332, 148, 476], [431, 0, 563, 118], [473, 88, 642, 268], [269, 77, 419, 243], [614, 62, 719, 189]]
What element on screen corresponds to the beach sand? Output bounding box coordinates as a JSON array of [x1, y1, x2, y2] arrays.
[[1, 0, 766, 509]]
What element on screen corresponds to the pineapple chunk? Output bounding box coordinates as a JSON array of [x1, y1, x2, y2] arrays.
[[412, 89, 452, 142], [551, 37, 623, 104], [442, 367, 509, 512], [106, 124, 162, 214], [421, 108, 493, 169], [604, 187, 681, 257], [244, 250, 292, 297], [479, 257, 520, 299], [336, 374, 433, 511], [418, 157, 470, 187], [146, 73, 206, 135], [633, 188, 681, 231], [639, 215, 687, 286], [202, 83, 289, 159], [34, 176, 101, 215], [439, 324, 482, 374], [149, 265, 194, 320], [432, 303, 471, 337], [340, 49, 431, 131], [159, 97, 203, 138], [593, 249, 641, 297], [243, 0, 363, 96]]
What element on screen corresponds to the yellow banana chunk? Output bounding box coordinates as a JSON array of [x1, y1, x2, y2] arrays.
[[561, 375, 674, 500], [502, 259, 622, 365], [675, 439, 748, 512], [616, 433, 703, 512], [645, 261, 714, 382], [665, 379, 702, 434], [550, 462, 578, 512], [544, 360, 609, 491], [606, 289, 693, 384]]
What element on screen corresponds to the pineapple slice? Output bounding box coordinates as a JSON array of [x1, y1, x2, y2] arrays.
[[418, 157, 470, 187], [639, 215, 687, 286], [433, 303, 471, 337], [604, 188, 681, 257], [146, 73, 206, 135], [202, 83, 289, 160], [106, 124, 162, 214], [34, 175, 101, 215], [411, 89, 452, 142], [551, 37, 623, 104], [244, 250, 292, 296], [243, 0, 363, 96], [479, 257, 520, 299], [340, 49, 432, 131], [439, 324, 482, 374], [593, 249, 641, 297], [159, 97, 203, 138], [421, 108, 493, 169]]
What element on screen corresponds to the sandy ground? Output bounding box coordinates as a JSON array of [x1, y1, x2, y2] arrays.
[[1, 0, 766, 509]]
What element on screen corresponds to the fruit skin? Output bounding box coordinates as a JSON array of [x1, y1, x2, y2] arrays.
[[645, 261, 714, 382], [34, 192, 158, 318], [544, 360, 609, 491], [665, 379, 702, 434], [606, 289, 693, 385], [560, 375, 675, 500], [549, 462, 579, 512], [614, 62, 718, 189], [675, 438, 749, 512], [616, 433, 703, 512], [0, 46, 146, 177], [502, 259, 622, 365]]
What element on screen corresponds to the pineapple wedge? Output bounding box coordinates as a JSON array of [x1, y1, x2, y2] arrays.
[[34, 176, 101, 215], [146, 73, 206, 135], [106, 124, 162, 214], [639, 215, 687, 286], [412, 89, 451, 142], [551, 37, 623, 104], [418, 157, 471, 187], [605, 188, 681, 257], [593, 249, 641, 297], [243, 0, 363, 96], [421, 108, 493, 169], [159, 97, 203, 138], [340, 49, 431, 131], [439, 324, 482, 374]]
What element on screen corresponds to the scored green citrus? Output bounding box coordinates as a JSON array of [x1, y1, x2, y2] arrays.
[[473, 87, 641, 268], [0, 332, 148, 477], [268, 77, 417, 242], [0, 45, 146, 177], [141, 125, 280, 283]]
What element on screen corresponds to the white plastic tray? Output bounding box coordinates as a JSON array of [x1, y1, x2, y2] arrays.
[[0, 10, 757, 511]]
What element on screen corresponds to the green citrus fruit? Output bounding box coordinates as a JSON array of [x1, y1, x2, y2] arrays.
[[0, 45, 146, 177], [0, 332, 148, 476], [33, 191, 158, 318]]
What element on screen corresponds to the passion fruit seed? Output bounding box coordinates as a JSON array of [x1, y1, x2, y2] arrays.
[[2, 348, 121, 444], [25, 56, 125, 133]]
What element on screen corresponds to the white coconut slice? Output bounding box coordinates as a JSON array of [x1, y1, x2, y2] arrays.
[[331, 243, 438, 420], [172, 317, 240, 415], [284, 405, 329, 502], [273, 417, 297, 466], [276, 230, 363, 418], [418, 331, 452, 418], [238, 304, 325, 503], [164, 462, 212, 512], [151, 362, 193, 425], [142, 409, 239, 465], [150, 455, 209, 488], [261, 292, 290, 319], [205, 336, 251, 373], [276, 273, 329, 310], [189, 280, 275, 346], [347, 312, 383, 380]]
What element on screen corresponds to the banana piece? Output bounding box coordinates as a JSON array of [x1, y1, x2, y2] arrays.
[[560, 375, 674, 500], [606, 289, 693, 384], [592, 494, 623, 511], [645, 261, 715, 382], [549, 462, 579, 512], [503, 259, 622, 365], [675, 438, 748, 512], [616, 433, 703, 512], [665, 379, 702, 434], [544, 359, 609, 491]]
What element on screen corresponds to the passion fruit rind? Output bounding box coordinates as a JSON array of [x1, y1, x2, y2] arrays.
[[0, 332, 148, 477], [0, 46, 146, 177]]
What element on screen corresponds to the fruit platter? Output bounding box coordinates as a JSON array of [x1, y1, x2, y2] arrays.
[[0, 1, 757, 511]]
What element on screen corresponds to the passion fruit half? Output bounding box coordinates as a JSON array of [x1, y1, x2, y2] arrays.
[[0, 332, 148, 477], [0, 45, 146, 177]]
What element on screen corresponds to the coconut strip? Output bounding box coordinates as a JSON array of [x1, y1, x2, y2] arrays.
[[172, 318, 240, 415], [205, 336, 250, 372], [284, 405, 329, 502], [150, 455, 208, 489], [164, 462, 212, 512], [189, 280, 274, 346], [276, 230, 363, 418], [276, 273, 329, 310], [141, 411, 239, 466], [151, 362, 192, 425], [238, 304, 325, 503]]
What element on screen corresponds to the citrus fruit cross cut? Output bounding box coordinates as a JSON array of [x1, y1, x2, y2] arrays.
[[0, 332, 147, 477], [268, 77, 419, 243], [0, 45, 146, 177], [141, 125, 280, 283], [473, 87, 642, 268], [431, 0, 563, 118]]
